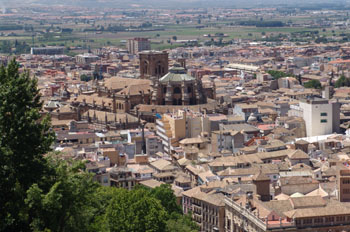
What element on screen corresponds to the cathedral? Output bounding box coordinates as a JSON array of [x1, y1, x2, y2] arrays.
[[150, 63, 207, 106], [73, 50, 216, 123]]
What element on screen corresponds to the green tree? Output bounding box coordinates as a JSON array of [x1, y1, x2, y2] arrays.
[[304, 79, 322, 89], [166, 213, 198, 232], [80, 74, 92, 82], [25, 156, 100, 232], [0, 40, 12, 53], [335, 75, 350, 88], [172, 36, 177, 41], [0, 59, 55, 231], [267, 70, 293, 80], [151, 184, 181, 215], [90, 184, 197, 232], [103, 187, 167, 232]]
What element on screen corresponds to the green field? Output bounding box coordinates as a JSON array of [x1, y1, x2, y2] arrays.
[[0, 13, 346, 54]]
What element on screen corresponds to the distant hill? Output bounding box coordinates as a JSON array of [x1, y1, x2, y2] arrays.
[[2, 0, 349, 9]]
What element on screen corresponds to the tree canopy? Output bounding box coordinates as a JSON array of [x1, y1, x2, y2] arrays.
[[0, 59, 55, 231], [304, 79, 322, 89], [267, 70, 293, 80], [335, 75, 350, 88]]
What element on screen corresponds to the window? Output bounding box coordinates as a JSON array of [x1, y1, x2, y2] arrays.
[[174, 87, 181, 94], [320, 112, 327, 116], [303, 218, 312, 224], [227, 218, 231, 230], [325, 217, 334, 223], [320, 119, 327, 123], [336, 216, 345, 222]]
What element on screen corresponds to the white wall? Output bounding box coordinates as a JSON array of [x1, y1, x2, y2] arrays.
[[300, 101, 332, 137]]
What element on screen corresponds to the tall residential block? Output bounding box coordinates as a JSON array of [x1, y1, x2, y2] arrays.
[[127, 38, 151, 55]]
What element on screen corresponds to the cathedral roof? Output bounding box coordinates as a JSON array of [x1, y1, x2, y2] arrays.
[[159, 64, 195, 83]]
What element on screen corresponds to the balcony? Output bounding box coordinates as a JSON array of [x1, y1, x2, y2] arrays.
[[156, 120, 164, 127], [156, 125, 166, 134], [224, 198, 267, 231], [157, 132, 170, 142]]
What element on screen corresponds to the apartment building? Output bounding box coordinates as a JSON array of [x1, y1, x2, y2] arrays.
[[75, 53, 100, 64], [225, 195, 350, 232], [211, 130, 244, 153], [30, 46, 64, 55], [192, 192, 225, 232], [338, 169, 350, 202], [156, 110, 210, 155], [127, 38, 151, 55], [289, 98, 340, 137]]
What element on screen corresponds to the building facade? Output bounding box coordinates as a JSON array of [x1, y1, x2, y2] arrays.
[[290, 98, 340, 137], [127, 38, 151, 55], [139, 50, 169, 79], [151, 64, 207, 106]]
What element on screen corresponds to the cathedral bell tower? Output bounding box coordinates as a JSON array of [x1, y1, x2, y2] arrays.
[[139, 51, 169, 79]]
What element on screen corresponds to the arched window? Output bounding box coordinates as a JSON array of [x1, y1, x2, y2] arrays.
[[173, 87, 181, 94], [156, 61, 162, 75], [143, 61, 148, 75]]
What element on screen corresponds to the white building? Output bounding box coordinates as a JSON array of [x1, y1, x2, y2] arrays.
[[294, 98, 340, 137]]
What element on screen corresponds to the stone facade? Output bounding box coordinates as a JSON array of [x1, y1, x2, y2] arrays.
[[139, 50, 169, 79], [151, 63, 207, 106]]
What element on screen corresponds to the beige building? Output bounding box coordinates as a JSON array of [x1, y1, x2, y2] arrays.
[[338, 169, 350, 202], [156, 110, 210, 155], [183, 184, 228, 232], [101, 148, 126, 166], [139, 50, 168, 79], [75, 53, 99, 64], [108, 166, 136, 190], [192, 192, 225, 232], [127, 38, 151, 55], [225, 195, 350, 232]]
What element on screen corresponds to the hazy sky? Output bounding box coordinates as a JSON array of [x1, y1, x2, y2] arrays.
[[0, 0, 347, 9]]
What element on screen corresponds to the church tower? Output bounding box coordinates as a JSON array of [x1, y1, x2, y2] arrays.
[[139, 51, 168, 79]]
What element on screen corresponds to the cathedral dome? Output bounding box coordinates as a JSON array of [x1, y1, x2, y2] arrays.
[[159, 63, 195, 83]]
